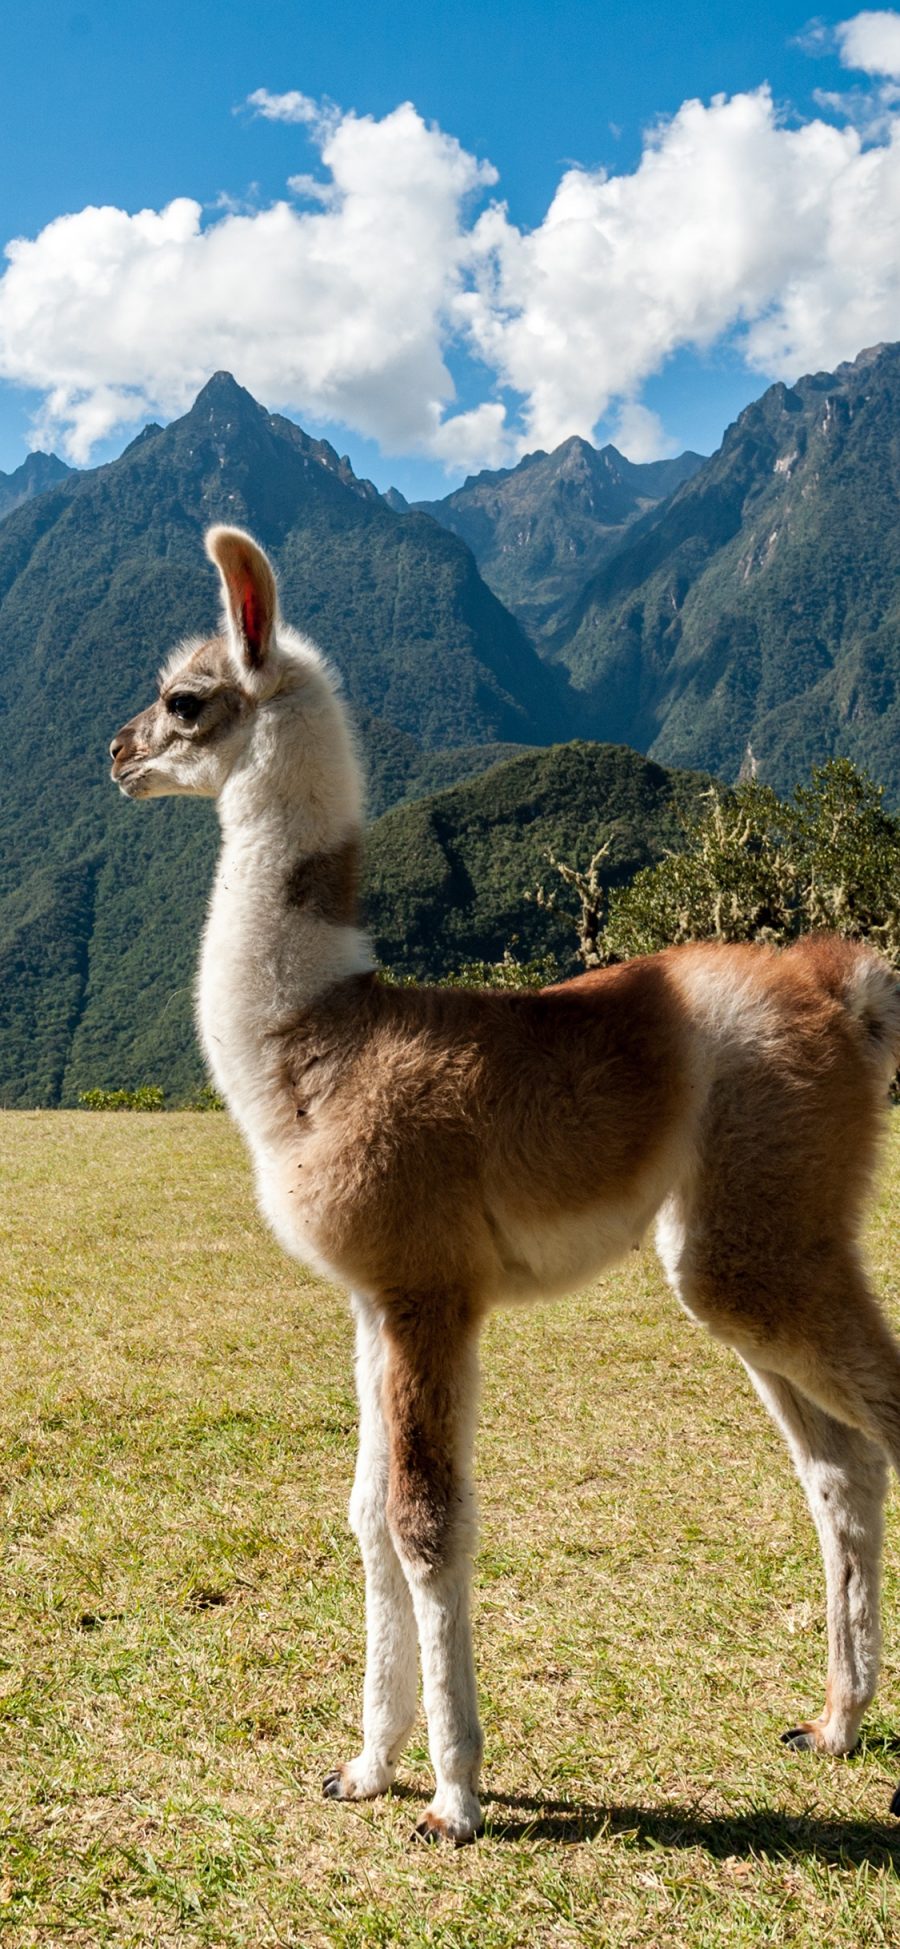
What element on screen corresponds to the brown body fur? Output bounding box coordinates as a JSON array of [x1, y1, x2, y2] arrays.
[[270, 934, 890, 1318], [274, 954, 688, 1296]]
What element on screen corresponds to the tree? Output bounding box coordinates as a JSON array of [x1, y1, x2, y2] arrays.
[[539, 760, 900, 969]]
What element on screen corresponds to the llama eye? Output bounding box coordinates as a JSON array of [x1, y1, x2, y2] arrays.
[[168, 693, 203, 723]]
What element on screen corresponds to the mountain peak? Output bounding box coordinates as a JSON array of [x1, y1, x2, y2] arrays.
[[0, 448, 72, 522], [190, 371, 262, 417], [555, 434, 596, 459], [2, 449, 71, 486], [414, 432, 704, 639]]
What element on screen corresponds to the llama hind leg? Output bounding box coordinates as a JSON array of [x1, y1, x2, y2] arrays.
[[747, 1264, 900, 1813], [382, 1303, 484, 1845], [743, 1361, 887, 1756], [323, 1297, 418, 1803]]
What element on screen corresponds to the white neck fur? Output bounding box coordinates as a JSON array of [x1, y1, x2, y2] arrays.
[[196, 637, 373, 1150]]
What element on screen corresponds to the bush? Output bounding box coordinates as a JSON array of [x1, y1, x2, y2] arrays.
[[442, 947, 560, 990], [188, 1083, 225, 1112], [381, 942, 560, 991], [538, 760, 900, 970], [78, 1086, 165, 1112]]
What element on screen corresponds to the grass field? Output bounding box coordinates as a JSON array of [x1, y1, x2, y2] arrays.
[[3, 1112, 900, 1945]]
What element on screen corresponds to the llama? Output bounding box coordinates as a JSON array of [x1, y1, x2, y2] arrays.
[[110, 524, 900, 1841]]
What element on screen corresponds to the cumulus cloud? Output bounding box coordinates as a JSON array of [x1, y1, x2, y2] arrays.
[[608, 403, 678, 463], [246, 88, 323, 126], [836, 8, 900, 75], [5, 23, 900, 471], [0, 103, 498, 465], [457, 88, 875, 451], [816, 11, 900, 135]]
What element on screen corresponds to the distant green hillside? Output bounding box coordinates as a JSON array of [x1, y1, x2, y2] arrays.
[[364, 740, 709, 977], [556, 341, 900, 798], [362, 725, 535, 815]]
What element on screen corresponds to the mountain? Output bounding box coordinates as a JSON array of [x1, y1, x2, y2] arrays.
[[0, 450, 71, 521], [361, 720, 535, 816], [416, 437, 703, 641], [0, 367, 576, 898], [555, 343, 900, 798], [364, 739, 709, 978], [0, 372, 583, 1106]]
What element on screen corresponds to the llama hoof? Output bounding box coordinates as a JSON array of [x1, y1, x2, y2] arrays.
[[890, 1783, 900, 1818], [781, 1727, 817, 1752], [323, 1756, 395, 1801], [411, 1806, 484, 1846], [412, 1813, 447, 1844]]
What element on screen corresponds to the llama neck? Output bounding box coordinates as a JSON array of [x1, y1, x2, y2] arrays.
[[197, 702, 372, 1142]]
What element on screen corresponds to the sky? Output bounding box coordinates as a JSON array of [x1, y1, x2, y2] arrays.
[[3, 1, 900, 499]]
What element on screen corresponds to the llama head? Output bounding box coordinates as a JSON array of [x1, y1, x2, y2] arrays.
[[109, 526, 316, 801]]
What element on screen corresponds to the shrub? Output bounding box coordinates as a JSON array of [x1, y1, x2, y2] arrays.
[[188, 1083, 225, 1112], [442, 947, 560, 990], [537, 760, 900, 971], [78, 1086, 165, 1111], [381, 942, 559, 991]]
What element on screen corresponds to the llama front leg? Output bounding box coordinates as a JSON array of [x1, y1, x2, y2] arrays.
[[323, 1297, 418, 1802], [743, 1362, 887, 1756], [382, 1305, 483, 1844]]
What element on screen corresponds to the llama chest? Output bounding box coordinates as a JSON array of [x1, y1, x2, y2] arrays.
[[254, 1147, 348, 1283]]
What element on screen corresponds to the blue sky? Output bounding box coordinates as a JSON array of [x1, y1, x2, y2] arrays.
[[1, 1, 898, 497]]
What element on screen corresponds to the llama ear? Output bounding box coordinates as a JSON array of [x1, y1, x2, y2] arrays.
[[205, 526, 278, 673]]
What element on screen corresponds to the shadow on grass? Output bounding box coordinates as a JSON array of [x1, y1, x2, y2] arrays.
[[858, 1731, 900, 1763], [483, 1791, 900, 1866]]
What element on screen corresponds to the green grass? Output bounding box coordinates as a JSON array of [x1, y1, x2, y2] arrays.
[[3, 1113, 900, 1944]]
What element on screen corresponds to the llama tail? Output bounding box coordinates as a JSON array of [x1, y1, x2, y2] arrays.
[[842, 945, 900, 1080], [788, 934, 900, 1081]]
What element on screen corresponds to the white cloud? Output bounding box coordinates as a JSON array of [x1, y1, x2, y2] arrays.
[[457, 89, 865, 451], [428, 401, 510, 471], [5, 38, 900, 473], [246, 88, 323, 126], [608, 402, 678, 463], [0, 103, 497, 465], [285, 173, 339, 207], [823, 11, 900, 130], [837, 9, 900, 75], [811, 80, 900, 140], [793, 19, 832, 58]]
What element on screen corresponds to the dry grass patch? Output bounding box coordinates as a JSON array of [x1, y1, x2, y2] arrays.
[[2, 1111, 900, 1944]]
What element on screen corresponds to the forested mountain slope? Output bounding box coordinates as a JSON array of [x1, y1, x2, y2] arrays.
[[556, 343, 900, 796], [364, 739, 709, 977], [0, 737, 705, 1105], [417, 437, 702, 640]]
